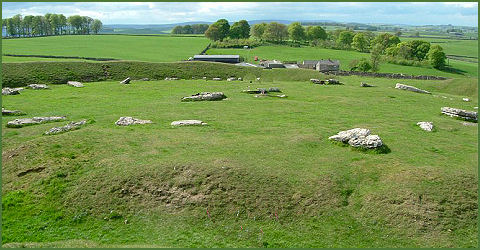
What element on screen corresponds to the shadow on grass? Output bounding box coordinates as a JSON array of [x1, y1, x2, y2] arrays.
[[439, 66, 467, 75], [331, 141, 391, 154]]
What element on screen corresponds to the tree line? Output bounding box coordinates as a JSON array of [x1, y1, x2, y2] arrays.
[[171, 24, 209, 34], [2, 14, 103, 37]]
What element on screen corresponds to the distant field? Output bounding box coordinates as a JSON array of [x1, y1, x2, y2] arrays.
[[2, 35, 477, 77], [400, 37, 478, 59], [2, 35, 210, 63], [207, 45, 478, 77], [2, 77, 477, 247]]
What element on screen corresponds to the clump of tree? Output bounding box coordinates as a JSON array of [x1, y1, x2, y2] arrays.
[[384, 39, 445, 68], [3, 13, 102, 37], [171, 24, 209, 34], [350, 58, 372, 72], [427, 45, 446, 69]]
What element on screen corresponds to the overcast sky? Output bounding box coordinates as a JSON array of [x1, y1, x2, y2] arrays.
[[2, 2, 478, 26]]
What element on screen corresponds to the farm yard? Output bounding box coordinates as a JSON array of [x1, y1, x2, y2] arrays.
[[1, 3, 478, 248]]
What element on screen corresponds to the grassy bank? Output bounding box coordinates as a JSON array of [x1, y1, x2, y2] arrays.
[[1, 61, 331, 88]]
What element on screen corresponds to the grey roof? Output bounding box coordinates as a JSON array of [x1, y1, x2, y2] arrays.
[[194, 55, 240, 59], [284, 64, 299, 69], [235, 62, 263, 67], [304, 59, 340, 65]]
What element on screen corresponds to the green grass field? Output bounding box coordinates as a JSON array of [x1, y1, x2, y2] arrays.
[[400, 37, 478, 58], [3, 35, 477, 77], [2, 76, 477, 247], [2, 35, 210, 63]]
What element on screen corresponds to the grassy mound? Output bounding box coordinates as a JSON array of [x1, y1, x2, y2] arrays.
[[2, 77, 477, 247]]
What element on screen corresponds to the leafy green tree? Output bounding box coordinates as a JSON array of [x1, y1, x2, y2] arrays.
[[407, 40, 430, 61], [183, 25, 193, 34], [372, 33, 400, 53], [336, 30, 354, 49], [288, 22, 305, 41], [370, 43, 382, 72], [305, 25, 327, 41], [229, 20, 250, 39], [356, 58, 372, 72], [214, 19, 230, 40], [192, 24, 209, 34], [427, 45, 446, 69], [263, 22, 288, 42], [205, 24, 223, 41], [171, 25, 183, 34], [58, 14, 67, 34], [250, 23, 267, 40], [68, 15, 82, 34], [92, 19, 103, 34], [352, 33, 369, 52]]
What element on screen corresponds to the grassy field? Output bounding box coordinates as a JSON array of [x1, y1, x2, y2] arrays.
[[400, 37, 478, 58], [2, 76, 477, 247], [3, 35, 477, 77], [2, 35, 210, 63]]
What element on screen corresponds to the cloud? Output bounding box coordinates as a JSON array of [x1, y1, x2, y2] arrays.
[[443, 2, 478, 8]]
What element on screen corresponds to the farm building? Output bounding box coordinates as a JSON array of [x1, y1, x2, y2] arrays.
[[299, 59, 340, 72], [299, 60, 322, 69], [192, 55, 240, 63], [315, 59, 340, 72], [260, 60, 285, 68]]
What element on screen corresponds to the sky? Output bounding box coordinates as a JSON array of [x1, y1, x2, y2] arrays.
[[2, 2, 478, 27]]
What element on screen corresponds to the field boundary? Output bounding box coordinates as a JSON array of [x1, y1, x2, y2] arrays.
[[3, 54, 119, 61], [324, 70, 448, 80]]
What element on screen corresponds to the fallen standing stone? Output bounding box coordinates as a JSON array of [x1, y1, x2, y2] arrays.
[[268, 87, 281, 92], [441, 107, 477, 122], [120, 77, 131, 84], [165, 77, 179, 80], [181, 92, 227, 102], [45, 120, 87, 135], [171, 120, 207, 126], [212, 77, 222, 81], [227, 77, 236, 81], [463, 98, 470, 102], [115, 117, 152, 126], [237, 77, 243, 81], [141, 78, 150, 81], [326, 79, 341, 85], [2, 108, 25, 116], [329, 128, 383, 149], [67, 81, 84, 87], [395, 83, 430, 94], [417, 122, 434, 132], [2, 88, 20, 95], [27, 84, 49, 90], [360, 82, 374, 87], [7, 116, 67, 128]]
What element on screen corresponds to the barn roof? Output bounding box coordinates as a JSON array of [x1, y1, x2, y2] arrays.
[[193, 55, 240, 59], [304, 59, 340, 65]]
